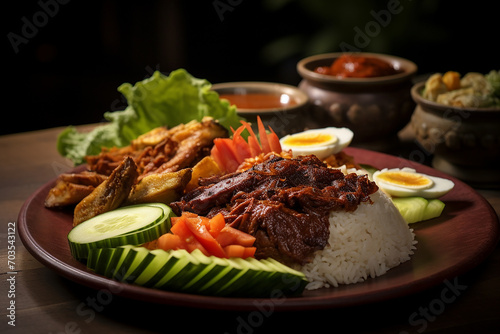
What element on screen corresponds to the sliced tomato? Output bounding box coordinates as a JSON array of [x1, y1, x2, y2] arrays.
[[210, 145, 226, 173], [213, 138, 240, 173], [223, 244, 245, 258], [208, 213, 226, 238], [157, 233, 186, 251], [224, 245, 256, 259], [243, 246, 256, 258], [185, 216, 227, 258], [216, 225, 256, 247], [170, 216, 210, 256]]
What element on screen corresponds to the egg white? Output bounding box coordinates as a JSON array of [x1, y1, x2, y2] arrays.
[[279, 127, 354, 159], [373, 168, 454, 198]]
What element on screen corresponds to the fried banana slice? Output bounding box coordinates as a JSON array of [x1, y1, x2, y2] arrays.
[[45, 171, 108, 208], [126, 168, 192, 205], [73, 156, 138, 226]]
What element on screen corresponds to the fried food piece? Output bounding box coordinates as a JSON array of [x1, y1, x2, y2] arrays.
[[45, 171, 108, 208], [85, 145, 137, 176], [73, 157, 138, 226], [323, 151, 361, 169], [185, 156, 223, 192], [85, 117, 228, 178], [442, 71, 461, 91], [140, 118, 228, 177], [131, 126, 170, 150], [126, 168, 192, 205], [423, 73, 448, 101]]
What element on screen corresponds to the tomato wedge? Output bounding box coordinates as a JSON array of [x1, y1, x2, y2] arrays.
[[216, 225, 256, 247], [224, 245, 257, 259], [185, 217, 227, 258], [167, 216, 210, 256], [213, 138, 241, 173], [156, 212, 257, 259], [157, 233, 186, 251], [208, 212, 226, 238]]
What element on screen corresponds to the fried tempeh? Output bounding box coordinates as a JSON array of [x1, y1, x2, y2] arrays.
[[73, 156, 138, 226], [126, 168, 192, 205], [45, 171, 108, 208]]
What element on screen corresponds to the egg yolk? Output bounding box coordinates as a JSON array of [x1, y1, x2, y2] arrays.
[[282, 133, 337, 147], [377, 171, 433, 189]]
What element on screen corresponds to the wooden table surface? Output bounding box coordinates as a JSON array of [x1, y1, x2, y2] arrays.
[[1, 124, 499, 334]]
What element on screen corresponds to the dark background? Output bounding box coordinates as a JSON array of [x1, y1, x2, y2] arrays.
[[3, 0, 498, 135]]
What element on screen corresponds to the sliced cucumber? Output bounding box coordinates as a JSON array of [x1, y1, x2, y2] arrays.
[[422, 199, 445, 221], [391, 196, 445, 224], [68, 203, 174, 260], [87, 246, 308, 297]]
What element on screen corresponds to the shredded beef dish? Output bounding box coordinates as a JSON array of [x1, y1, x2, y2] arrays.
[[171, 155, 378, 266]]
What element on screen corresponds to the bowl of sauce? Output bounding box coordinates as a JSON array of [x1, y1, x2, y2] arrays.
[[297, 52, 417, 149], [212, 82, 309, 136]]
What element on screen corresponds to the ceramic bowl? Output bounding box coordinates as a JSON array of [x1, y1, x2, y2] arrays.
[[212, 82, 309, 137], [297, 52, 417, 149], [410, 81, 500, 186]]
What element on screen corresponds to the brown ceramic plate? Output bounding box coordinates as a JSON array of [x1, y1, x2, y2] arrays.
[[18, 148, 499, 311]]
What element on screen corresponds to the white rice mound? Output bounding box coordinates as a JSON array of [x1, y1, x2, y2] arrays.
[[301, 190, 417, 290]]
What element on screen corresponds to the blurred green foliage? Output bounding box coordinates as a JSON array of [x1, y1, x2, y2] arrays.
[[259, 0, 447, 64]]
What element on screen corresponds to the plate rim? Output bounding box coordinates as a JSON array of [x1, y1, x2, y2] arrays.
[[17, 147, 500, 311]]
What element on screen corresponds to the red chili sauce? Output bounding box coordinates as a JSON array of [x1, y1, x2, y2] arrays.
[[314, 54, 402, 78], [219, 93, 297, 109]]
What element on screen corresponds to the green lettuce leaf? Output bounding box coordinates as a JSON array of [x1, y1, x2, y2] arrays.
[[57, 69, 243, 165]]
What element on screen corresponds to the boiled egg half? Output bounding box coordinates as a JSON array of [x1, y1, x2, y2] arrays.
[[373, 167, 454, 198], [279, 127, 354, 159]]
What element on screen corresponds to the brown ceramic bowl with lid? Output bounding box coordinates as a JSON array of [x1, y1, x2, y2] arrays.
[[297, 52, 417, 149], [410, 81, 500, 187]]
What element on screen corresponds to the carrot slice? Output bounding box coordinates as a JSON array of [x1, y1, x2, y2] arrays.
[[231, 125, 252, 163], [267, 127, 282, 153], [241, 121, 262, 156], [257, 116, 271, 153]]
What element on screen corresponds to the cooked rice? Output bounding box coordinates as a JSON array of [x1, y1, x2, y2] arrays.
[[301, 190, 417, 290]]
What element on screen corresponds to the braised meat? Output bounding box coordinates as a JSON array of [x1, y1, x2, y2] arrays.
[[171, 155, 378, 265]]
